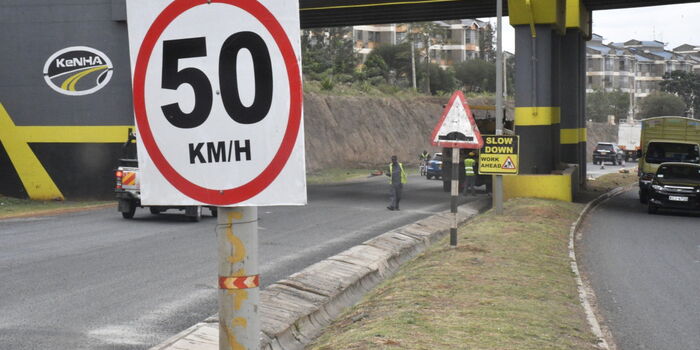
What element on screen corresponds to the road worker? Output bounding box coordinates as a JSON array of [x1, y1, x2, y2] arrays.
[[463, 151, 477, 196], [385, 155, 407, 210]]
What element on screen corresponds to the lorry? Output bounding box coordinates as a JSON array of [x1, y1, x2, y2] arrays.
[[637, 116, 700, 203], [114, 129, 217, 220], [617, 118, 642, 161]]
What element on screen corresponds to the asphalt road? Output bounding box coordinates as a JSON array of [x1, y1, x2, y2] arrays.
[[586, 161, 636, 179], [579, 189, 700, 350], [0, 174, 477, 350]]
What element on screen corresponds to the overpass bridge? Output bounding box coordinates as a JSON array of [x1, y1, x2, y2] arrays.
[[0, 0, 696, 201], [301, 0, 698, 201]]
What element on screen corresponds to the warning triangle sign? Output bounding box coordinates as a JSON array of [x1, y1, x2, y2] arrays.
[[502, 157, 516, 169], [430, 90, 483, 149]]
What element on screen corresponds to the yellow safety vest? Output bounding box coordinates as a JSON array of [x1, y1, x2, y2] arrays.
[[388, 163, 407, 184], [464, 158, 476, 176]]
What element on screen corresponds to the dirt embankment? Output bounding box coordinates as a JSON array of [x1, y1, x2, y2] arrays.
[[303, 92, 618, 169], [303, 93, 446, 171]]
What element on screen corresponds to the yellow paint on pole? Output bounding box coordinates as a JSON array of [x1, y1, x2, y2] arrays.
[[221, 323, 245, 350], [226, 212, 246, 264]]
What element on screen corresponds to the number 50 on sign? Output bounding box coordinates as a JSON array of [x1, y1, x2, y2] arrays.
[[126, 0, 305, 206]]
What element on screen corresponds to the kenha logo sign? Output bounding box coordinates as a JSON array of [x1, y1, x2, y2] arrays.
[[43, 46, 114, 96]]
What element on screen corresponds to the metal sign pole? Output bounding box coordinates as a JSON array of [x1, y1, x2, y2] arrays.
[[450, 147, 459, 247], [216, 206, 260, 350], [494, 0, 505, 215]]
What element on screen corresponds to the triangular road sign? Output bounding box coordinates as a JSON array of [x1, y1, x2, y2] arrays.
[[430, 90, 483, 149], [502, 156, 516, 169]]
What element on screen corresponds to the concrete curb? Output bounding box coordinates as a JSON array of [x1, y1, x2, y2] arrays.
[[150, 198, 491, 350], [569, 186, 632, 350]]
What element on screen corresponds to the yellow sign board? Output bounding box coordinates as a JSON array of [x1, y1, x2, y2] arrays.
[[478, 135, 519, 175]]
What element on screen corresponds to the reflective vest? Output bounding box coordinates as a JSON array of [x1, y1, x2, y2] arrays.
[[464, 158, 476, 176], [388, 162, 407, 184]]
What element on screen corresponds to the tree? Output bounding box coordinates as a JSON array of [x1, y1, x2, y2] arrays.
[[368, 43, 412, 84], [478, 24, 495, 62], [659, 70, 700, 117], [363, 52, 389, 83], [586, 89, 630, 122], [639, 92, 687, 118], [416, 63, 456, 95], [407, 22, 447, 94], [301, 27, 357, 79], [453, 59, 496, 93]]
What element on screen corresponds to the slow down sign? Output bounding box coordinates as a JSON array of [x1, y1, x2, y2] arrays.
[[478, 135, 519, 175]]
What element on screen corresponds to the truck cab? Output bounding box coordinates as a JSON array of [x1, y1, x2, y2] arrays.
[[114, 129, 216, 221], [638, 117, 700, 203]]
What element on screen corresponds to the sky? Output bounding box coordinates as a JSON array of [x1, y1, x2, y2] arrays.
[[480, 3, 700, 53]]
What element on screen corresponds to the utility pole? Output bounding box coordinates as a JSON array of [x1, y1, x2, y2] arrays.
[[494, 0, 504, 215], [410, 23, 417, 90]]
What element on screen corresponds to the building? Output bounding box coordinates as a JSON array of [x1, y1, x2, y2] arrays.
[[586, 34, 700, 117], [352, 19, 492, 66]]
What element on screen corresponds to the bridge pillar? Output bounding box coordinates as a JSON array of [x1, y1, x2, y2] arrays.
[[560, 0, 591, 188], [504, 0, 592, 202], [513, 24, 560, 174]]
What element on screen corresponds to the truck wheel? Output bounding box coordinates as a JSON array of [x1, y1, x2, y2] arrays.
[[186, 206, 202, 222], [210, 207, 218, 218], [120, 200, 136, 219], [149, 207, 162, 215]]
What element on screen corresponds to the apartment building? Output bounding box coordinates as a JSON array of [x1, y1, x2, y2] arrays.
[[352, 19, 491, 66], [586, 34, 700, 111]]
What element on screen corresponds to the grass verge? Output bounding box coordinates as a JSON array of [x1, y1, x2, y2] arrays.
[[309, 198, 601, 350], [0, 196, 111, 219]]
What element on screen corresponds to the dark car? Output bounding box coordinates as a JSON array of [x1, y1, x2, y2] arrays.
[[426, 153, 442, 179], [592, 142, 625, 165], [647, 162, 700, 214]]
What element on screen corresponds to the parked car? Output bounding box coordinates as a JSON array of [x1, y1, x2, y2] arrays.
[[592, 142, 625, 165], [647, 162, 700, 214], [426, 153, 442, 179]]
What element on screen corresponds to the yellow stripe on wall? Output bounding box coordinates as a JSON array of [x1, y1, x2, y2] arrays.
[[0, 102, 133, 200], [515, 107, 561, 126], [560, 128, 586, 144]]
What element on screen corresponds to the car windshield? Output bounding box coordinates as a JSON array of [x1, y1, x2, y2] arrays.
[[656, 164, 700, 182], [433, 154, 442, 161], [596, 144, 614, 151], [646, 142, 700, 164]]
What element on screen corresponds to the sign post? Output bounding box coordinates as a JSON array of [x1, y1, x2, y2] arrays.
[[126, 1, 305, 348], [495, 0, 505, 214], [430, 91, 483, 247]]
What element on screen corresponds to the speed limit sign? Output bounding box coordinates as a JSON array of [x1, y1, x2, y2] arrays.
[[126, 0, 306, 206]]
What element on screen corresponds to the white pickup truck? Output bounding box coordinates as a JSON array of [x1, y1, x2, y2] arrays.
[[114, 130, 216, 221]]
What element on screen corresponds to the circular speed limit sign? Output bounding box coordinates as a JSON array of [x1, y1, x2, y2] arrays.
[[127, 0, 304, 206]]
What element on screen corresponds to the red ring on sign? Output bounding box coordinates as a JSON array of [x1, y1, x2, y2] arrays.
[[132, 0, 302, 205]]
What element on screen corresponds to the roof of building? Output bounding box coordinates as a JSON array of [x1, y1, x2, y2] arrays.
[[674, 44, 699, 52], [587, 44, 612, 54]]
